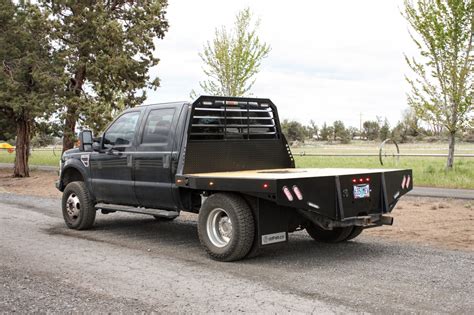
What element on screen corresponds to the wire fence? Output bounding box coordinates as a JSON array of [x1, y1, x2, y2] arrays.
[[293, 152, 474, 158]]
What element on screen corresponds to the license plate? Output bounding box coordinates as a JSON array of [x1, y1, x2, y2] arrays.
[[353, 184, 370, 199]]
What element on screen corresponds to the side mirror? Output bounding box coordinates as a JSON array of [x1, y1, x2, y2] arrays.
[[92, 140, 101, 152], [79, 130, 93, 152]]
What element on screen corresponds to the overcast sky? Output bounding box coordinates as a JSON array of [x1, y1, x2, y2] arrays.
[[145, 0, 418, 128]]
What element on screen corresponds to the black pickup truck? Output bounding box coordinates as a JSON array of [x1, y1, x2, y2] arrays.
[[57, 96, 413, 261]]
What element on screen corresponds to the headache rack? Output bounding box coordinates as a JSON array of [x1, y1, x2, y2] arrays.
[[180, 96, 294, 174], [189, 96, 281, 141]]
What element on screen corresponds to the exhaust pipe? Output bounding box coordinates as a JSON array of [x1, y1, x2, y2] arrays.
[[380, 215, 394, 226]]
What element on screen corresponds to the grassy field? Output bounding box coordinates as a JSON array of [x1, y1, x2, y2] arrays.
[[0, 149, 61, 167], [1, 142, 473, 189], [294, 156, 474, 189]]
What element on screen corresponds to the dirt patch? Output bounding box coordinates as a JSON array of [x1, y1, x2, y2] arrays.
[[0, 169, 61, 199], [1, 169, 472, 251], [365, 197, 474, 252]]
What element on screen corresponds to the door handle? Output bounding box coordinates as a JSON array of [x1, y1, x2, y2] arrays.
[[163, 154, 170, 168], [106, 148, 122, 156]]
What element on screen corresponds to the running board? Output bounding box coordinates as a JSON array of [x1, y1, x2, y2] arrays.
[[95, 203, 179, 218]]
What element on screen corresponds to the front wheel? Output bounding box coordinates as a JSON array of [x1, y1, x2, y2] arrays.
[[198, 193, 255, 262], [62, 181, 96, 230]]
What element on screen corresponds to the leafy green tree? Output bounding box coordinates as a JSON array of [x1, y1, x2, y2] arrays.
[[0, 1, 63, 177], [281, 119, 306, 142], [42, 0, 169, 151], [308, 120, 319, 139], [379, 119, 391, 141], [403, 0, 473, 168], [340, 129, 352, 144], [392, 109, 422, 142], [319, 122, 334, 141], [197, 8, 271, 97], [0, 115, 16, 142], [363, 121, 380, 141], [348, 126, 359, 139], [333, 120, 346, 141]]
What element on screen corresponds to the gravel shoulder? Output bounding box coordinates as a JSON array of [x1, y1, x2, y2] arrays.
[[1, 193, 473, 313]]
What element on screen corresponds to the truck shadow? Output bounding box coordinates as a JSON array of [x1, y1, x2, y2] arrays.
[[46, 213, 393, 268]]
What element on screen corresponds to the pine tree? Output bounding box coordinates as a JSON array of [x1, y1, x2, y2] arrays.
[[0, 1, 63, 177], [41, 0, 169, 151]]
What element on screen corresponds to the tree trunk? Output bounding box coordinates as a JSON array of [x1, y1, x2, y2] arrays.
[[14, 116, 32, 178], [446, 131, 456, 169], [62, 105, 77, 152], [62, 65, 86, 153]]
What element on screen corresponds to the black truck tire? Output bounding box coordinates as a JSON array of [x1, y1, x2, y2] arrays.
[[198, 193, 255, 262], [62, 181, 96, 230], [306, 224, 354, 243], [345, 226, 364, 241]]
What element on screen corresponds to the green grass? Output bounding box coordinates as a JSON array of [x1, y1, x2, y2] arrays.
[[0, 150, 60, 167], [1, 145, 473, 189]]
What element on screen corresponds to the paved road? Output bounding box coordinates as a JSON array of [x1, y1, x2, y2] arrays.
[[0, 193, 473, 313], [409, 186, 474, 199]]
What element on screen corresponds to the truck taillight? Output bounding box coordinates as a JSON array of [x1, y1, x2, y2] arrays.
[[282, 186, 294, 201], [353, 177, 370, 184], [405, 175, 411, 188], [401, 176, 406, 189], [292, 185, 303, 200]]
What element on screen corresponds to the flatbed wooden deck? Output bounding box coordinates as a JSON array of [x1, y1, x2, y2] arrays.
[[184, 168, 401, 180]]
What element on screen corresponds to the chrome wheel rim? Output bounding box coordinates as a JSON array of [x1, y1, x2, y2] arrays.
[[206, 208, 232, 248], [66, 193, 81, 220]]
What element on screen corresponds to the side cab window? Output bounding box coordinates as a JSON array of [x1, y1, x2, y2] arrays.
[[141, 108, 176, 146], [103, 111, 140, 149]]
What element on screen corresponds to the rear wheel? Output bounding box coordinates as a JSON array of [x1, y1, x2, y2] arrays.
[[306, 224, 354, 243], [62, 181, 96, 230], [198, 193, 255, 262], [346, 226, 364, 241]]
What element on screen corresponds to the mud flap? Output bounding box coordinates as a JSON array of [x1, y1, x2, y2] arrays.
[[254, 198, 291, 247]]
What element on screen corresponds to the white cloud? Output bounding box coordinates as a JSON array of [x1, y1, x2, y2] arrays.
[[146, 0, 418, 128]]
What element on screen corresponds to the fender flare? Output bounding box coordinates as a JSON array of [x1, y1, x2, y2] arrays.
[[59, 160, 93, 195]]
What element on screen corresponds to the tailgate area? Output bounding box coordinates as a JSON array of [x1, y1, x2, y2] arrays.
[[276, 169, 413, 220]]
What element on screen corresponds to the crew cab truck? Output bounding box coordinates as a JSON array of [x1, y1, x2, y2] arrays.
[[57, 96, 413, 261]]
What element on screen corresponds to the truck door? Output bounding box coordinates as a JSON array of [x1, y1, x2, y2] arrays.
[[134, 107, 178, 210], [90, 110, 141, 205]]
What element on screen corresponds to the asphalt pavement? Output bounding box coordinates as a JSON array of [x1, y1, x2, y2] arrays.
[[409, 186, 474, 199], [0, 193, 473, 313]]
